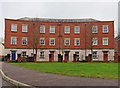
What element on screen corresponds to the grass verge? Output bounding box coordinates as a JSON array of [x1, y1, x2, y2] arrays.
[[10, 62, 118, 80]]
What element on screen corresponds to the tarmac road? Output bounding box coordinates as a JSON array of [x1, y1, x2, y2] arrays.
[[2, 62, 118, 86], [0, 74, 16, 88]]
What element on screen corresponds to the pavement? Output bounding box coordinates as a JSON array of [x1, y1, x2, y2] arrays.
[[0, 62, 119, 87]]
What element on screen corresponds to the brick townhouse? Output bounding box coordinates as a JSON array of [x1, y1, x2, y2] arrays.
[[4, 17, 115, 62], [119, 41, 120, 57], [114, 34, 119, 63], [118, 33, 120, 57]]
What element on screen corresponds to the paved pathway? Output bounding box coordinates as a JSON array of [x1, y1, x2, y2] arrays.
[[1, 62, 118, 87], [1, 75, 15, 88], [0, 63, 15, 88]]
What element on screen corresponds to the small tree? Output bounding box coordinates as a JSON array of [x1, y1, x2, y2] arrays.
[[89, 27, 94, 62], [85, 23, 94, 62], [28, 20, 39, 61]]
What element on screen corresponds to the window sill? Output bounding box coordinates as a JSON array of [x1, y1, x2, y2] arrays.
[[40, 57, 45, 59], [50, 45, 55, 46], [22, 32, 28, 33], [22, 44, 27, 46], [40, 44, 45, 46], [103, 45, 108, 46], [92, 32, 98, 34], [102, 32, 109, 34], [92, 45, 98, 46], [21, 56, 27, 58], [50, 33, 55, 34]]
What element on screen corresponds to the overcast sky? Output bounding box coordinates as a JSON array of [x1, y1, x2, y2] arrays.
[[0, 1, 119, 39]]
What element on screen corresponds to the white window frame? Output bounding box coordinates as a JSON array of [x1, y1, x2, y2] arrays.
[[40, 38, 45, 45], [64, 26, 70, 34], [49, 38, 55, 46], [11, 37, 17, 45], [50, 26, 55, 34], [11, 24, 17, 32], [74, 38, 80, 46], [92, 38, 98, 46], [40, 25, 45, 33], [40, 51, 44, 58], [102, 37, 108, 45], [75, 52, 79, 60], [64, 38, 70, 46], [74, 26, 80, 34], [22, 37, 27, 45], [22, 24, 28, 32], [31, 53, 34, 57], [22, 51, 27, 57], [102, 25, 109, 33], [92, 26, 98, 33], [92, 51, 98, 59]]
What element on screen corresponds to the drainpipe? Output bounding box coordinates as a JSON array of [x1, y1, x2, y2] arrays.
[[58, 23, 61, 54]]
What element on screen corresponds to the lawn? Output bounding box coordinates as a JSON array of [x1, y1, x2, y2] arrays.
[[10, 62, 118, 80]]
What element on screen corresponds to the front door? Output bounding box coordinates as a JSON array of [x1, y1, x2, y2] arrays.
[[73, 54, 76, 62], [49, 51, 54, 62], [73, 52, 79, 62], [11, 51, 16, 61], [103, 51, 108, 62], [64, 51, 69, 62], [75, 52, 79, 61]]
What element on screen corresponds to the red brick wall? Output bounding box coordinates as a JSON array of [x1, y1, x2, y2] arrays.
[[118, 39, 120, 56], [5, 19, 114, 50]]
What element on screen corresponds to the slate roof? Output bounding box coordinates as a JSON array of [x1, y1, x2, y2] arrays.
[[18, 17, 99, 23]]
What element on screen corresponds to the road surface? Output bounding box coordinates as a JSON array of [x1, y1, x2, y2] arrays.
[[0, 74, 16, 88]]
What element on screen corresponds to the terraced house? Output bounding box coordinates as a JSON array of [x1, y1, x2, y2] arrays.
[[4, 17, 115, 62]]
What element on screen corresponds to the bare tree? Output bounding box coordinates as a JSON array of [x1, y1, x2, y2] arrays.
[[85, 23, 94, 62], [28, 19, 39, 61]]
